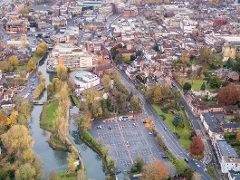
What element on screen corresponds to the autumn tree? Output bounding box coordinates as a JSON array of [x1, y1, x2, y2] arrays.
[[79, 107, 92, 130], [130, 96, 141, 112], [152, 85, 162, 104], [83, 87, 100, 109], [26, 58, 36, 72], [123, 54, 131, 64], [198, 47, 211, 64], [7, 111, 18, 126], [180, 50, 190, 64], [0, 61, 9, 72], [56, 64, 68, 81], [68, 148, 78, 172], [190, 135, 204, 156], [217, 83, 240, 105], [48, 171, 58, 180], [1, 125, 33, 155], [36, 47, 44, 57], [102, 74, 112, 91], [141, 160, 168, 180], [15, 163, 36, 180], [8, 55, 19, 71]]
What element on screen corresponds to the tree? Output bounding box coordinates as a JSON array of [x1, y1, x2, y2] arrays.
[[209, 76, 222, 88], [141, 160, 168, 180], [190, 136, 204, 156], [175, 159, 187, 174], [152, 86, 162, 104], [237, 130, 240, 142], [15, 163, 36, 180], [8, 56, 19, 71], [172, 112, 184, 128], [101, 74, 111, 91], [83, 87, 100, 109], [198, 47, 211, 64], [123, 54, 131, 64], [180, 50, 190, 64], [68, 148, 78, 172], [114, 53, 123, 64], [36, 47, 44, 57], [38, 41, 48, 52], [7, 111, 18, 126], [217, 83, 240, 105], [26, 58, 36, 72], [56, 64, 68, 81], [130, 96, 141, 112], [0, 61, 9, 72], [182, 167, 194, 180], [110, 47, 118, 60], [200, 82, 206, 91], [1, 125, 33, 155], [183, 82, 191, 93], [173, 90, 181, 110]]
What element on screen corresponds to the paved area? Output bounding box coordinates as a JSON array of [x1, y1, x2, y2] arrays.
[[90, 114, 168, 172]]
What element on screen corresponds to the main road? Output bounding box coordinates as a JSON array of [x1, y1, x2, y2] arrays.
[[118, 70, 213, 180]]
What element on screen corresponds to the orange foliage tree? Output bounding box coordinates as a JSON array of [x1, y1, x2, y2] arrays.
[[190, 136, 204, 156], [141, 160, 168, 180], [217, 83, 240, 105]]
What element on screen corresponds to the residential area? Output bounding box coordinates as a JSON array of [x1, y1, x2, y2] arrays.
[[1, 0, 240, 179]]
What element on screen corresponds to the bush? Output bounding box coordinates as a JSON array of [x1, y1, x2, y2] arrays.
[[160, 114, 166, 120], [174, 132, 180, 139]]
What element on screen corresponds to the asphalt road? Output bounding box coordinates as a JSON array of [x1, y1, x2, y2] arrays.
[[118, 70, 213, 180]]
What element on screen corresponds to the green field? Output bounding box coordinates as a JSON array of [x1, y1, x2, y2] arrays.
[[177, 77, 216, 92], [153, 105, 192, 150], [40, 101, 58, 132], [16, 64, 27, 72]]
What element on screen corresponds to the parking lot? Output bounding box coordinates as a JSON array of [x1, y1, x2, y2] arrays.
[[90, 114, 168, 172]]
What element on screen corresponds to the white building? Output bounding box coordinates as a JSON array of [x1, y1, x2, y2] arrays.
[[70, 71, 100, 91], [213, 134, 240, 173], [48, 43, 94, 69]]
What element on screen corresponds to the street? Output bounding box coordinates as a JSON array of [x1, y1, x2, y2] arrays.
[[118, 70, 213, 180]]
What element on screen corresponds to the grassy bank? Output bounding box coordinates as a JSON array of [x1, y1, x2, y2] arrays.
[[207, 164, 218, 180], [57, 171, 77, 180], [40, 101, 58, 132], [79, 130, 115, 175], [72, 95, 81, 109], [47, 134, 68, 151], [153, 105, 192, 150]]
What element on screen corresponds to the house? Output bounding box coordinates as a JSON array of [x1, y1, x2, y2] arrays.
[[213, 134, 240, 173], [227, 71, 239, 81], [200, 112, 224, 139], [92, 64, 113, 76]]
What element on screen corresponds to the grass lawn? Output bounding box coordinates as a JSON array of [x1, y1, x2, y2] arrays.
[[40, 101, 58, 132], [32, 53, 41, 62], [57, 171, 77, 180], [16, 64, 27, 72], [153, 105, 192, 150], [207, 164, 218, 180], [177, 77, 216, 92]]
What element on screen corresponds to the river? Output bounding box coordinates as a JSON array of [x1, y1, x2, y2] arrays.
[[30, 53, 106, 179]]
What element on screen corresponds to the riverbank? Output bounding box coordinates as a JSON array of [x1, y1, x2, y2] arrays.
[[78, 129, 115, 176]]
